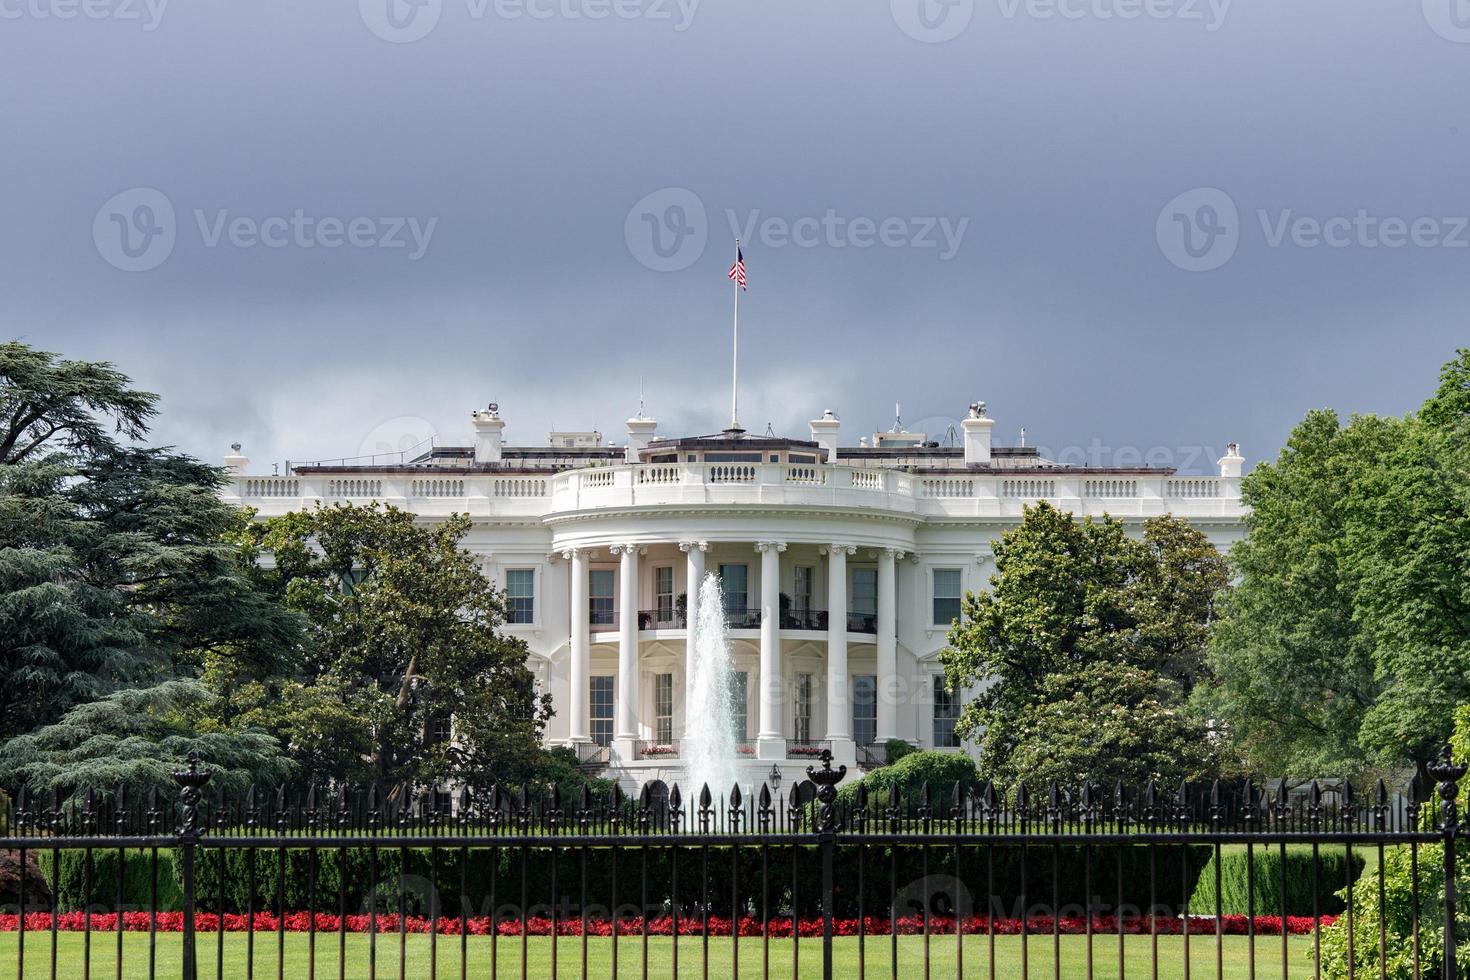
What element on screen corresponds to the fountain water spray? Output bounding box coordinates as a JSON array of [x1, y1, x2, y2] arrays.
[[681, 572, 742, 805]]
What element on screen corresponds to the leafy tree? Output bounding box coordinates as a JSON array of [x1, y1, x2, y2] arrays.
[[1203, 350, 1470, 784], [226, 503, 552, 794], [0, 679, 293, 799], [941, 504, 1228, 787], [0, 343, 302, 760]]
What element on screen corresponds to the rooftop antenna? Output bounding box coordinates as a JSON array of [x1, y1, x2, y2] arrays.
[[765, 421, 775, 437], [1019, 427, 1027, 448], [891, 402, 903, 432], [636, 375, 647, 419], [943, 423, 958, 447]]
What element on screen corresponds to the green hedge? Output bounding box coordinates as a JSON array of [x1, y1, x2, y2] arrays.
[[36, 848, 183, 913], [33, 840, 1210, 919], [1188, 847, 1365, 916]]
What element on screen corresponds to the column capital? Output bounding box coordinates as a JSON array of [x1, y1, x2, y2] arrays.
[[609, 543, 646, 557], [820, 544, 856, 556], [882, 547, 907, 561], [558, 547, 583, 562], [754, 540, 787, 553], [678, 540, 710, 553]]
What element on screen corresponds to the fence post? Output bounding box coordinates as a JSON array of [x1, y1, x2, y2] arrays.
[[807, 749, 847, 980], [172, 752, 213, 980], [1429, 743, 1467, 980]]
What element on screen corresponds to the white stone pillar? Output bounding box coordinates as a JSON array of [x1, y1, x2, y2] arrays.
[[876, 547, 900, 745], [756, 540, 787, 758], [824, 544, 855, 764], [613, 544, 641, 753], [565, 548, 589, 744]]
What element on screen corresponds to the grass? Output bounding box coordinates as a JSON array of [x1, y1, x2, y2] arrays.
[[0, 930, 1319, 978]]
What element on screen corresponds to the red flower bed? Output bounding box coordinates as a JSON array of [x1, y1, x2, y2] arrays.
[[0, 911, 1335, 937]]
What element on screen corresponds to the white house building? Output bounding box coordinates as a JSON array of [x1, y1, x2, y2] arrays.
[[220, 402, 1247, 793]]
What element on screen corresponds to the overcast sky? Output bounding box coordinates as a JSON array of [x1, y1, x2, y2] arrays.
[[3, 0, 1466, 474]]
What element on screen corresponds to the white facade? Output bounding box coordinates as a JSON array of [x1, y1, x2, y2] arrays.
[[221, 404, 1247, 793]]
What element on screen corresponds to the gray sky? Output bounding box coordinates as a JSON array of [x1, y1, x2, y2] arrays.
[[4, 0, 1466, 474]]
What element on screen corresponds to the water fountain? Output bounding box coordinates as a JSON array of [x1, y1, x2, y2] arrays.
[[681, 572, 742, 803]]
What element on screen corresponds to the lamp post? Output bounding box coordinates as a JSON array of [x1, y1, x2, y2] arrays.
[[769, 764, 782, 793]]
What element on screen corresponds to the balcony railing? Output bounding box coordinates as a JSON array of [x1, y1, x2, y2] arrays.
[[627, 608, 880, 633], [847, 612, 878, 634], [786, 739, 831, 758], [634, 740, 679, 760], [638, 608, 685, 629]]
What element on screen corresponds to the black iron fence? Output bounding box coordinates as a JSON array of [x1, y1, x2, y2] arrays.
[[2, 747, 1467, 979]]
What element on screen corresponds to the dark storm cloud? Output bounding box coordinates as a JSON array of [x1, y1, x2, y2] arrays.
[[2, 0, 1465, 473]]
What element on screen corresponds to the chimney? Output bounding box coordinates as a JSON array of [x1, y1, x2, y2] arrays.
[[472, 403, 505, 464], [626, 415, 657, 462], [809, 409, 840, 462], [223, 442, 249, 475], [1218, 443, 1244, 497], [961, 402, 993, 466]]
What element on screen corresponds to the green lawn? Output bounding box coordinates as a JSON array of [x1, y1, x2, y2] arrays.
[[0, 931, 1319, 978]]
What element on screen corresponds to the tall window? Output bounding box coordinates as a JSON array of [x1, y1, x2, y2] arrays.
[[852, 674, 877, 747], [727, 671, 748, 743], [933, 679, 961, 748], [505, 568, 535, 624], [655, 672, 674, 743], [655, 566, 674, 624], [589, 569, 615, 626], [793, 566, 813, 612], [932, 568, 962, 626], [794, 672, 813, 743], [850, 567, 878, 631], [590, 676, 614, 746], [719, 564, 748, 615]]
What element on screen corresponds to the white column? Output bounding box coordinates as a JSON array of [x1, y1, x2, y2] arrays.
[[680, 541, 708, 745], [613, 543, 641, 753], [824, 544, 855, 764], [565, 548, 589, 744], [756, 540, 787, 758], [876, 548, 900, 745]]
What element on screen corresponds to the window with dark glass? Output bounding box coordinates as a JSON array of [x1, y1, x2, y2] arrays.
[[932, 568, 962, 626], [505, 568, 535, 624], [719, 563, 748, 614], [590, 676, 614, 746], [853, 674, 877, 746], [655, 566, 674, 623], [933, 679, 961, 748], [655, 672, 674, 743], [793, 565, 813, 615], [589, 569, 615, 626], [850, 567, 877, 631], [794, 672, 813, 743]]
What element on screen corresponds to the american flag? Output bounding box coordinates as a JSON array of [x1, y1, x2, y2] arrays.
[[727, 244, 746, 291]]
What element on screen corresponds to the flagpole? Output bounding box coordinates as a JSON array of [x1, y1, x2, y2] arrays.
[[731, 239, 740, 430]]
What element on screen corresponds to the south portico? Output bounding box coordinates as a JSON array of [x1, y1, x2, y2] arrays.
[[548, 514, 917, 788]]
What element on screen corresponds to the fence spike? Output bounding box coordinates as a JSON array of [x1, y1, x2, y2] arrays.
[[669, 784, 683, 819], [729, 782, 743, 812], [758, 783, 773, 812], [698, 783, 713, 813], [1015, 781, 1029, 813]]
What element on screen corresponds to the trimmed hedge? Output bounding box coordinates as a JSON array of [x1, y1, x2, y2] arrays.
[[35, 849, 183, 913], [1188, 847, 1365, 916], [34, 840, 1211, 920]]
